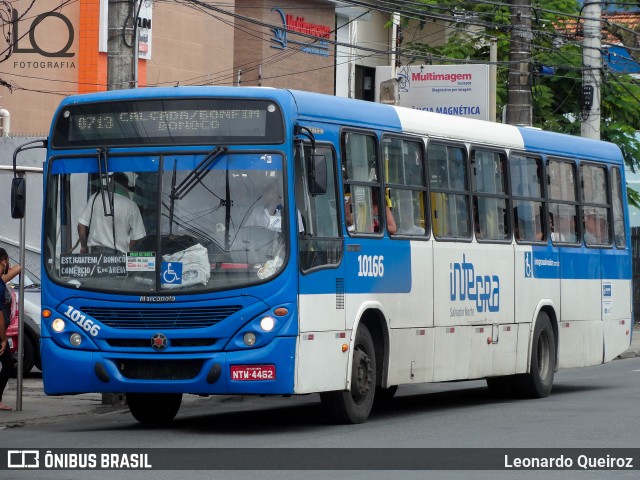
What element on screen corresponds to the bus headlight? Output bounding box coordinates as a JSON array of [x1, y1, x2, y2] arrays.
[[243, 332, 257, 346], [52, 318, 66, 333], [260, 316, 275, 332], [69, 333, 82, 346]]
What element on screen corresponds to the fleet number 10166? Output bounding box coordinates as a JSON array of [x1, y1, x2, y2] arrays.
[[357, 255, 384, 277]]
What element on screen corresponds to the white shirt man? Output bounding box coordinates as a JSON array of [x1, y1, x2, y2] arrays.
[[78, 174, 146, 254]]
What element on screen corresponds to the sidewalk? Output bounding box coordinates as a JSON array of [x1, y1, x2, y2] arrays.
[[2, 324, 640, 427]]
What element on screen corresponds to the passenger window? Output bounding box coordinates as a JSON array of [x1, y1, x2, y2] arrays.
[[342, 132, 385, 235], [511, 154, 546, 242], [611, 167, 626, 248], [581, 163, 610, 246], [428, 143, 471, 239], [384, 136, 427, 237], [547, 159, 578, 244], [472, 149, 509, 241]]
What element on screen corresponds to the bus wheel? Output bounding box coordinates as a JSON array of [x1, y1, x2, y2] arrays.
[[320, 324, 376, 424], [127, 393, 182, 426], [517, 312, 556, 398]]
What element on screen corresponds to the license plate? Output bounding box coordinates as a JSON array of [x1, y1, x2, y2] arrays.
[[230, 365, 276, 381], [7, 338, 13, 349]]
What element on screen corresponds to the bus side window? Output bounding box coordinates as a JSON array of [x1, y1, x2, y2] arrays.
[[547, 159, 578, 244], [511, 154, 546, 243], [611, 167, 626, 248], [472, 149, 509, 241], [581, 163, 610, 246], [427, 142, 470, 239], [384, 136, 427, 237], [342, 132, 381, 235]]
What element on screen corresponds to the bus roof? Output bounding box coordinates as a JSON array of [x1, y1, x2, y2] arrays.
[[517, 126, 624, 164], [54, 86, 624, 164]]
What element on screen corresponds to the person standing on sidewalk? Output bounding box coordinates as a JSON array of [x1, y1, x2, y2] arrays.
[[0, 247, 18, 411]]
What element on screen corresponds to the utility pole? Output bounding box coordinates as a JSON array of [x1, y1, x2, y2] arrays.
[[103, 1, 134, 407], [506, 0, 532, 126], [581, 1, 601, 140], [107, 0, 135, 90]]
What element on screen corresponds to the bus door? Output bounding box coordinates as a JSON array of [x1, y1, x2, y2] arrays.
[[294, 143, 347, 393]]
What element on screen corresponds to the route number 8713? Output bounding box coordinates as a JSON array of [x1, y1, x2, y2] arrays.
[[357, 255, 384, 277]]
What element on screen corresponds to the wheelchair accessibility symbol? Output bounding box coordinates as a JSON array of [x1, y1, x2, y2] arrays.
[[524, 252, 533, 278], [161, 261, 183, 285]]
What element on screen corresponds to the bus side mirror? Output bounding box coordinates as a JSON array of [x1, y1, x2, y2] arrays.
[[308, 154, 327, 195], [11, 177, 26, 219]]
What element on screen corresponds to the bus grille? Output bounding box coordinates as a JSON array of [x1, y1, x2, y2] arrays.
[[117, 359, 203, 380], [81, 306, 242, 329]]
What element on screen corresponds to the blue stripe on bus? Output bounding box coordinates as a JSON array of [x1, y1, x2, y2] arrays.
[[531, 246, 631, 280]]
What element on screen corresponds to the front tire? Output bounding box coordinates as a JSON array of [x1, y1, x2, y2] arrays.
[[321, 324, 376, 424], [127, 393, 182, 426]]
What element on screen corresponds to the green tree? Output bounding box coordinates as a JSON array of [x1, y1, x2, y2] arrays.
[[399, 0, 640, 205]]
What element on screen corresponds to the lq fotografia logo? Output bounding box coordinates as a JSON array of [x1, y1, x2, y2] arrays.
[[1, 3, 76, 68]]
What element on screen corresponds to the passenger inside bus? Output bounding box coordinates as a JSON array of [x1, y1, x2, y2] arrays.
[[77, 173, 146, 254], [584, 211, 609, 245], [344, 190, 396, 235]]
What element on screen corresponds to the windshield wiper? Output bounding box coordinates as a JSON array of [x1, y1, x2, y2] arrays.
[[97, 147, 115, 217], [168, 145, 226, 237], [170, 146, 226, 201]]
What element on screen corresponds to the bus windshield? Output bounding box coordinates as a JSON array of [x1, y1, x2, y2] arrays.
[[44, 151, 288, 294]]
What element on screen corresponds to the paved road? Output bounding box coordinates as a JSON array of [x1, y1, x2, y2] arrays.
[[2, 357, 640, 479]]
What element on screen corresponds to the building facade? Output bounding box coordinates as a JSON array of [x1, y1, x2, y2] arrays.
[[0, 0, 344, 136]]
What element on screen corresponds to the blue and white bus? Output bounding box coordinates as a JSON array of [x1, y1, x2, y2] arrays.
[[28, 86, 631, 424]]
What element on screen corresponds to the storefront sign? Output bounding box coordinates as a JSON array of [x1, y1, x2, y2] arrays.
[[376, 65, 490, 121], [99, 0, 153, 59], [270, 8, 330, 58]]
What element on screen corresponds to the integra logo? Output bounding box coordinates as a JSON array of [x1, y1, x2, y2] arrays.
[[449, 254, 500, 313]]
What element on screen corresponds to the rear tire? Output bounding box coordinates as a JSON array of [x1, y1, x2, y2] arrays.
[[127, 393, 182, 426], [516, 312, 556, 398], [321, 324, 376, 424]]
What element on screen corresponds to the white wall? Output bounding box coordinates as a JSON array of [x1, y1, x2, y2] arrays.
[[335, 9, 391, 98]]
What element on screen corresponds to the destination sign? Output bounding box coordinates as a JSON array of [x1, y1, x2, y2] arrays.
[[60, 253, 127, 278], [52, 98, 284, 147]]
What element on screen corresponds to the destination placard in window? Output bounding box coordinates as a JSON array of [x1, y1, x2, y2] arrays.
[[60, 253, 127, 277]]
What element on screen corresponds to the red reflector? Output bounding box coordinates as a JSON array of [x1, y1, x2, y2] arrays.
[[221, 263, 249, 269], [230, 365, 276, 381], [447, 328, 455, 333], [337, 332, 346, 338], [504, 326, 511, 332], [564, 323, 570, 328], [306, 334, 315, 340]]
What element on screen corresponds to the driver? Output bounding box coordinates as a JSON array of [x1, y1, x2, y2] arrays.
[[245, 184, 304, 233]]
